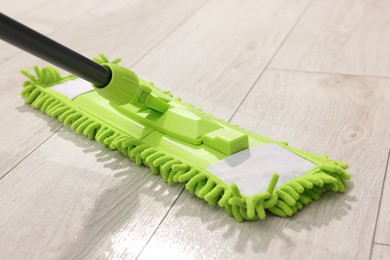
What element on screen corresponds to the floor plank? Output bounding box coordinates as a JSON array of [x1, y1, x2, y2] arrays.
[[133, 0, 310, 120], [270, 0, 390, 77], [0, 0, 309, 258], [0, 0, 104, 177], [0, 0, 105, 63], [372, 244, 390, 260], [0, 0, 206, 178], [4, 1, 389, 259], [375, 150, 390, 245], [0, 128, 184, 259], [139, 70, 390, 260]]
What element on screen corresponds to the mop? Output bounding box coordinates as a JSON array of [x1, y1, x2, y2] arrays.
[[0, 13, 350, 222]]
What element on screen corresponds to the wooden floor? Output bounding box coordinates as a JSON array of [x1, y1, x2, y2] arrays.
[[0, 0, 389, 259]]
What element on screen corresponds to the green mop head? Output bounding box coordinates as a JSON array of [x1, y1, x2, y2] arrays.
[[20, 54, 351, 222]]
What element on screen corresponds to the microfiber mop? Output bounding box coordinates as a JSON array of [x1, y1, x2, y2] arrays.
[[0, 13, 351, 222]]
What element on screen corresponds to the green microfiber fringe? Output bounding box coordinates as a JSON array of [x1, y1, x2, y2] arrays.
[[20, 54, 351, 222]]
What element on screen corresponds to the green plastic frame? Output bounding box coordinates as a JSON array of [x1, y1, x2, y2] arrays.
[[20, 54, 351, 222]]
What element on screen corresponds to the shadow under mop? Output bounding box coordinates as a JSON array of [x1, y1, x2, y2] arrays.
[[17, 103, 356, 257], [170, 182, 355, 254]]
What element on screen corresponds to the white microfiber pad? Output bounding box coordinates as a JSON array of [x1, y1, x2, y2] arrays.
[[208, 143, 315, 196], [51, 78, 93, 99]]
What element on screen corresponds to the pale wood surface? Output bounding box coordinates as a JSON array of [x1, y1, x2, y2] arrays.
[[133, 0, 310, 120], [0, 0, 103, 177], [0, 0, 206, 178], [372, 244, 390, 260], [1, 1, 390, 260], [0, 128, 184, 259], [375, 151, 390, 245], [140, 70, 390, 260], [0, 0, 106, 62], [270, 0, 390, 78]]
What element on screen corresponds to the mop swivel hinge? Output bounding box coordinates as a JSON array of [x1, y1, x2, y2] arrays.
[[93, 63, 170, 113], [93, 64, 248, 156], [94, 63, 248, 155]]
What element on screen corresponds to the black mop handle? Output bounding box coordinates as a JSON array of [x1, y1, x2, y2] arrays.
[[0, 12, 111, 87]]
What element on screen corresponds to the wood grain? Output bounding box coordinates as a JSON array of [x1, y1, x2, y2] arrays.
[[0, 128, 183, 259], [0, 0, 105, 177], [375, 151, 390, 245], [372, 244, 390, 260], [270, 0, 390, 77], [0, 0, 310, 258], [139, 70, 390, 260], [1, 0, 390, 259], [0, 0, 206, 178], [0, 0, 105, 63], [133, 0, 310, 120]]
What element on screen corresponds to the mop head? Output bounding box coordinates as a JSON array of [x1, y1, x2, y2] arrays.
[[20, 54, 351, 222]]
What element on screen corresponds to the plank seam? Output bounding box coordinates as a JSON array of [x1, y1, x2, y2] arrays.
[[136, 186, 186, 260], [0, 0, 108, 66], [0, 126, 62, 181], [374, 242, 390, 247], [228, 0, 314, 122], [129, 1, 209, 68], [0, 0, 208, 183], [369, 148, 390, 260], [267, 68, 390, 80]]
